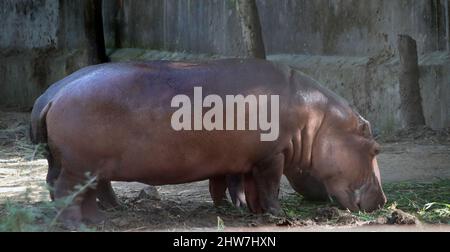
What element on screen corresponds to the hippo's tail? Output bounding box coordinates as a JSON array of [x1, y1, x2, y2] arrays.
[[31, 101, 61, 200], [30, 101, 52, 145]]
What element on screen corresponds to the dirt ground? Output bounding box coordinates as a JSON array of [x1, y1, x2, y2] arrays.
[[0, 111, 449, 231]]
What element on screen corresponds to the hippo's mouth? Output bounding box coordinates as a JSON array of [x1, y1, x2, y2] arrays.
[[327, 185, 386, 212], [327, 190, 361, 212]]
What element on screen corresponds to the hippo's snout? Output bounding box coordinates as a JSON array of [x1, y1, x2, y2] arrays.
[[358, 192, 386, 212], [357, 183, 387, 212]]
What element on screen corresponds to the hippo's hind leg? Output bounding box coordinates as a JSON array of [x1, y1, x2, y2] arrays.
[[54, 164, 104, 227], [53, 168, 84, 228], [45, 147, 61, 201], [48, 150, 118, 212], [209, 176, 228, 206], [96, 180, 121, 210], [251, 153, 284, 215]]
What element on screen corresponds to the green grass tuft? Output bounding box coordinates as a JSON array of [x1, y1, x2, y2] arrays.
[[0, 201, 37, 232], [383, 180, 450, 223], [281, 179, 450, 224]]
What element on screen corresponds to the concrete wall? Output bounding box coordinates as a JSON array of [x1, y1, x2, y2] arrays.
[[103, 0, 448, 57], [259, 0, 443, 56], [419, 52, 450, 129], [103, 0, 246, 55], [0, 0, 91, 109]]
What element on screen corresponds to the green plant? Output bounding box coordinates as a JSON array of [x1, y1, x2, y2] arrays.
[[0, 201, 38, 232], [217, 216, 225, 231], [0, 173, 98, 232]]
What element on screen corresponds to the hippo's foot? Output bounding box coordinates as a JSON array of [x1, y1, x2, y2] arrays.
[[96, 180, 121, 210], [53, 171, 84, 229], [54, 170, 104, 228], [82, 188, 106, 224], [57, 205, 83, 230], [209, 177, 228, 206], [251, 153, 284, 215]]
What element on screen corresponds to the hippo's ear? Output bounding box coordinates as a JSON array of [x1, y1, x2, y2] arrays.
[[357, 116, 372, 138]]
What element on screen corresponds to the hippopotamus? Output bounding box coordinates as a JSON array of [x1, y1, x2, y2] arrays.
[[40, 59, 386, 225]]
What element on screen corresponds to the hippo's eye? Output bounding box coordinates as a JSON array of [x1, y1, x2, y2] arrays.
[[357, 120, 372, 139]]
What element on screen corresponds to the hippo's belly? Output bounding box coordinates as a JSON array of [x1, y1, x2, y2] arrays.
[[113, 128, 264, 185]]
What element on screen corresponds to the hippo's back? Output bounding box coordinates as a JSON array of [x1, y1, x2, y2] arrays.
[[30, 65, 105, 144]]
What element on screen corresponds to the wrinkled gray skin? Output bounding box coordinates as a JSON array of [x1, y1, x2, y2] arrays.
[[30, 66, 119, 209]]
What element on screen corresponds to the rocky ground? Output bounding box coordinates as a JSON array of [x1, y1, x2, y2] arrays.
[[0, 111, 449, 232]]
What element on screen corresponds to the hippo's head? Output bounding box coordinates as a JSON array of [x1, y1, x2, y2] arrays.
[[286, 89, 386, 212]]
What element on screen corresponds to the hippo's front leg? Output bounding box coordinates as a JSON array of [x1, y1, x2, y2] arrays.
[[96, 180, 121, 210], [209, 176, 228, 206], [252, 153, 284, 215]]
